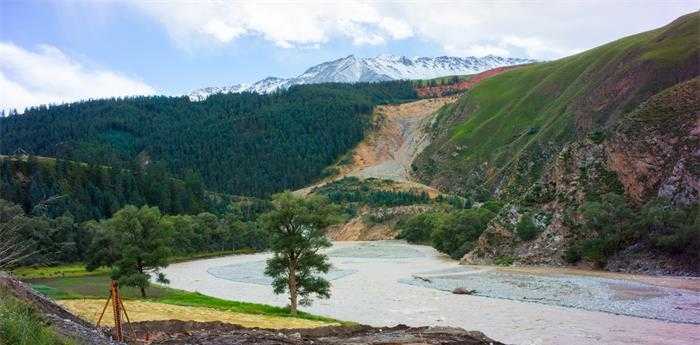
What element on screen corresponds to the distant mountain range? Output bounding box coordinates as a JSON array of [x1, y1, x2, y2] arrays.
[[188, 54, 535, 101]]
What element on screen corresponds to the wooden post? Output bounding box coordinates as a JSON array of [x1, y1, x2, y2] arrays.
[[112, 280, 123, 342], [97, 280, 125, 342]]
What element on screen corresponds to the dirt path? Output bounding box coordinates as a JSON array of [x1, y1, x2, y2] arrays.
[[297, 97, 455, 197]]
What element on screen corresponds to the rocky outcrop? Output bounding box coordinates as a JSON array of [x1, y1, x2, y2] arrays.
[[606, 78, 699, 206]]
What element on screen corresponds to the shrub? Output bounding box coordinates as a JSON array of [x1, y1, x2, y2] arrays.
[[494, 256, 515, 266], [431, 208, 496, 258], [580, 239, 607, 266], [482, 200, 504, 213], [580, 235, 621, 267], [397, 212, 440, 243], [637, 200, 699, 258], [563, 245, 582, 263], [450, 241, 475, 260], [588, 129, 606, 143], [516, 215, 540, 241]]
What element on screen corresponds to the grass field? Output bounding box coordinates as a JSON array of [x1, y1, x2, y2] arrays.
[[12, 249, 258, 280], [14, 263, 341, 325], [58, 299, 334, 329], [11, 264, 110, 279]]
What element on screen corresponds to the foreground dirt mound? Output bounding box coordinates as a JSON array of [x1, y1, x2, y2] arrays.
[[0, 273, 121, 345], [128, 320, 504, 345]]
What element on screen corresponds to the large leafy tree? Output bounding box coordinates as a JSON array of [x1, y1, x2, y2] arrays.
[[262, 192, 341, 315], [86, 205, 171, 297]]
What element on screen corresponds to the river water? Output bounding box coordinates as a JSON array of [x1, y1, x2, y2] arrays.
[[161, 241, 700, 345]]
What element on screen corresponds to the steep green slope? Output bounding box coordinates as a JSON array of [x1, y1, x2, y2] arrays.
[[1, 82, 417, 197], [414, 12, 699, 199]]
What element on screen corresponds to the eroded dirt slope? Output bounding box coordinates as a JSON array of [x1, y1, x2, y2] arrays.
[[348, 97, 456, 182], [297, 97, 455, 198]]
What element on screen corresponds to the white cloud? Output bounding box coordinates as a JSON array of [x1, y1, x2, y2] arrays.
[[130, 0, 698, 60], [131, 1, 414, 50], [0, 42, 155, 113]]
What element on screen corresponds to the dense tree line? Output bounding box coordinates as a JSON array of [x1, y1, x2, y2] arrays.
[[314, 177, 431, 208], [1, 155, 216, 222], [0, 199, 269, 267], [1, 82, 417, 197], [397, 205, 498, 259]]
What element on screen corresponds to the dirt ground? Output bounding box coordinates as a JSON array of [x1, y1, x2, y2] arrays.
[[58, 299, 334, 329], [125, 320, 504, 345], [325, 216, 398, 241]]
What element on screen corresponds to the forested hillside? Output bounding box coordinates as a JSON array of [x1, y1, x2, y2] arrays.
[[1, 82, 417, 197], [0, 155, 230, 221]]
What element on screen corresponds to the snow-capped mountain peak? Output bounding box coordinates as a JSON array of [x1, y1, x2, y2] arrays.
[[188, 54, 535, 101]]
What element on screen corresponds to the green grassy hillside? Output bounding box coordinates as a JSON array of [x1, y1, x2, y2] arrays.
[[414, 12, 699, 199]]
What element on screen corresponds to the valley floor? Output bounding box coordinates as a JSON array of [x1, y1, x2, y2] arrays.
[[160, 241, 700, 345]]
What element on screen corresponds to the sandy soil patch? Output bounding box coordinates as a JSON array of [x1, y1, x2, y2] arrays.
[[325, 216, 398, 241], [58, 299, 334, 329]]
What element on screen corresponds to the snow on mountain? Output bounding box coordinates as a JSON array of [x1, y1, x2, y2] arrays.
[[188, 54, 535, 101]]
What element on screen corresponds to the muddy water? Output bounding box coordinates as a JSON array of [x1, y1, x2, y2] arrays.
[[161, 241, 700, 345]]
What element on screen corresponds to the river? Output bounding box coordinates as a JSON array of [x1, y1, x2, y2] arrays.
[[160, 241, 700, 345]]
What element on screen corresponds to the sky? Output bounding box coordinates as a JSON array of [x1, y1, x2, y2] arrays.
[[0, 1, 697, 113]]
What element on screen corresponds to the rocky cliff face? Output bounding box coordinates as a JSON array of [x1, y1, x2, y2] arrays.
[[606, 78, 699, 207]]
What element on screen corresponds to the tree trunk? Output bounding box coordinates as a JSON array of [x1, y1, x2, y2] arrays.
[[138, 261, 147, 298], [288, 264, 298, 316]]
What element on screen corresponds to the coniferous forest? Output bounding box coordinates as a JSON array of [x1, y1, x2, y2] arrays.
[[1, 82, 416, 198]]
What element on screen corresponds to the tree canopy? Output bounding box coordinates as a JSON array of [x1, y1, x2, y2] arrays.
[[262, 192, 341, 315], [86, 205, 172, 297]]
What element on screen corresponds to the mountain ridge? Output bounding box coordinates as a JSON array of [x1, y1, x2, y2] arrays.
[[188, 54, 534, 101]]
